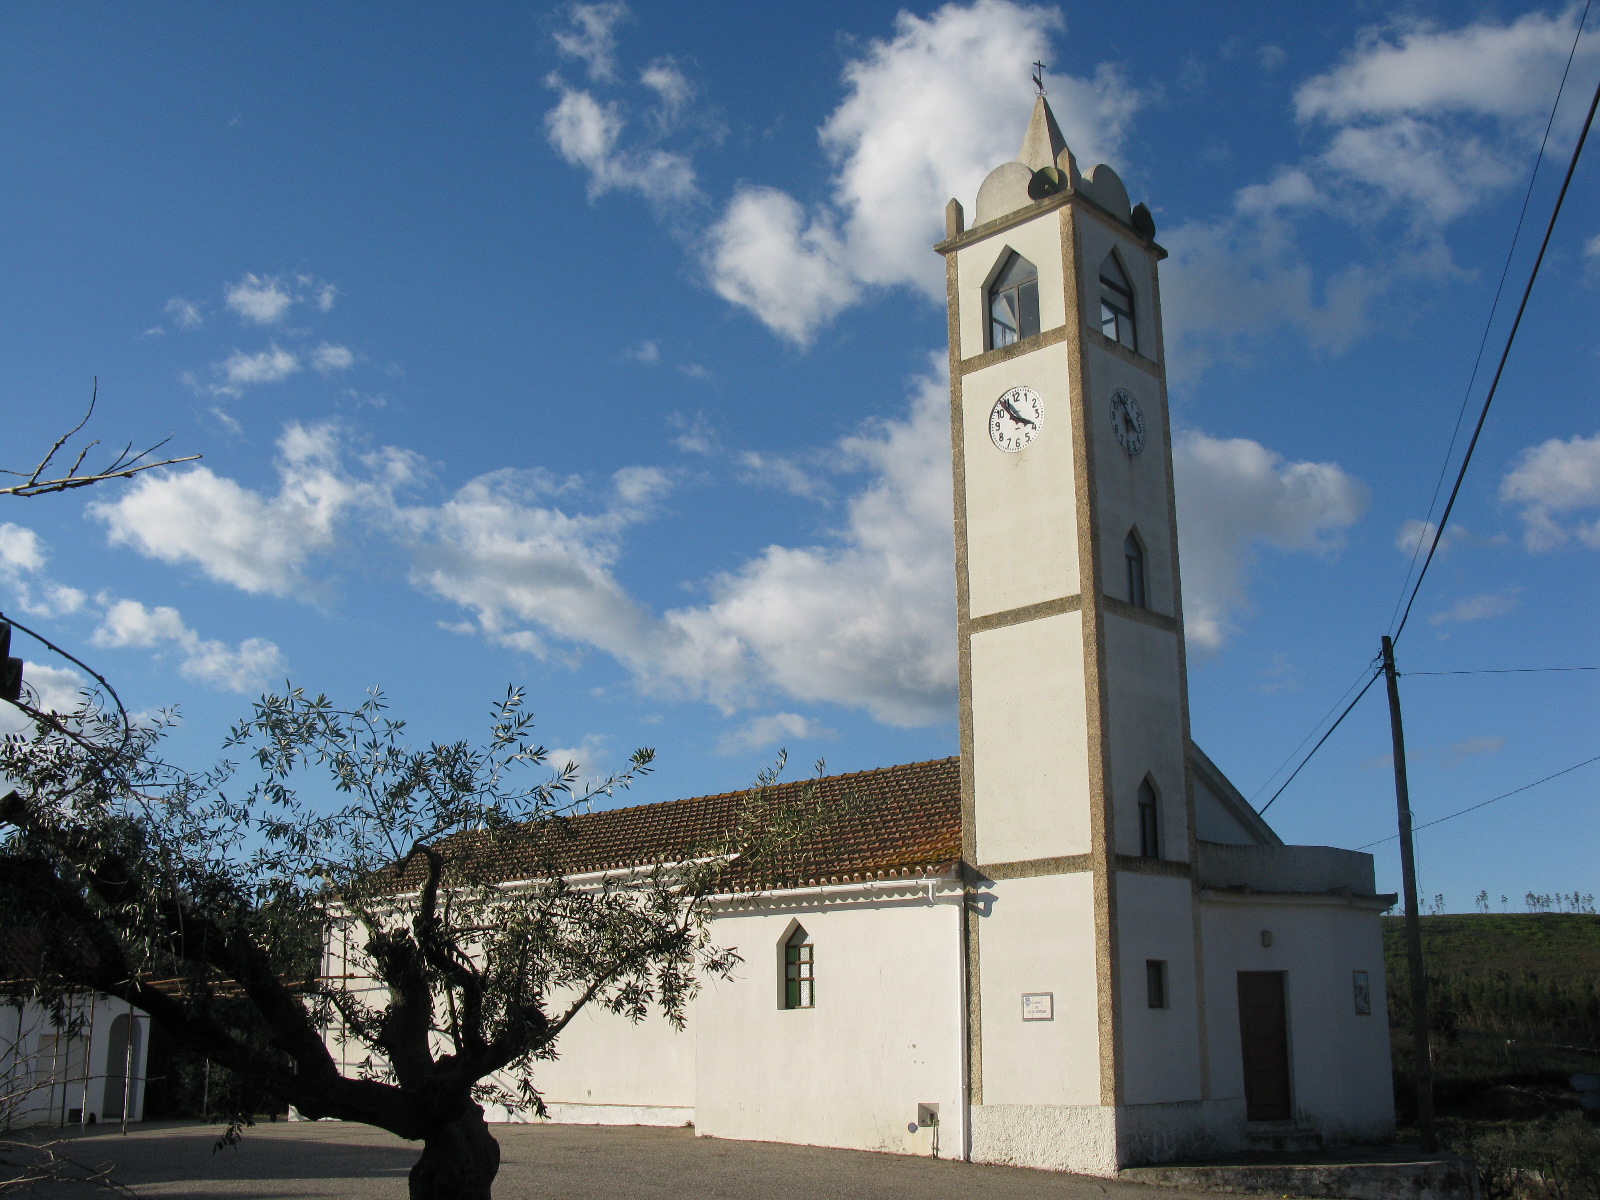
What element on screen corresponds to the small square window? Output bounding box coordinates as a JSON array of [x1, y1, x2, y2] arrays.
[[1146, 959, 1168, 1009]]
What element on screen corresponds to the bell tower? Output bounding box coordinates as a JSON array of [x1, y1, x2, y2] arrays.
[[938, 96, 1206, 1171]]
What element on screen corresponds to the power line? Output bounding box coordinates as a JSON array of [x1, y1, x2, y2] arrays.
[[1251, 20, 1598, 817], [1406, 666, 1600, 676], [1356, 754, 1600, 849], [1256, 664, 1383, 815], [1392, 65, 1600, 645], [1247, 662, 1382, 803], [1387, 1, 1594, 635]]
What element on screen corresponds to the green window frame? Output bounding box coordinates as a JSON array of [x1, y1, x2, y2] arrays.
[[784, 927, 814, 1009]]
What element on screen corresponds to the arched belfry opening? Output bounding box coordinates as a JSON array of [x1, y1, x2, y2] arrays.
[[1099, 250, 1137, 351], [987, 250, 1040, 349]]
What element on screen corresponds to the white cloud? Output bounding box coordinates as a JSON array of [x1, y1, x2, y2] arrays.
[[627, 340, 661, 365], [543, 83, 698, 204], [704, 188, 858, 345], [314, 283, 338, 312], [1499, 430, 1600, 550], [1173, 431, 1370, 651], [717, 712, 836, 756], [92, 598, 284, 692], [668, 411, 719, 456], [640, 57, 693, 128], [406, 465, 670, 663], [19, 662, 85, 714], [311, 342, 356, 373], [91, 422, 421, 595], [0, 523, 45, 574], [224, 273, 296, 325], [553, 1, 628, 83], [1394, 518, 1471, 557], [164, 296, 204, 329], [703, 0, 1140, 343], [1258, 45, 1286, 72], [653, 366, 959, 723], [1295, 13, 1593, 126], [1163, 9, 1592, 368], [1428, 586, 1521, 626], [0, 661, 88, 736], [734, 450, 831, 501], [403, 364, 956, 725], [1440, 734, 1505, 769], [220, 344, 300, 389], [0, 523, 87, 618]]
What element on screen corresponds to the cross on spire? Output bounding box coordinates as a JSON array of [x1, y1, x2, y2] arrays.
[[1031, 61, 1047, 95]]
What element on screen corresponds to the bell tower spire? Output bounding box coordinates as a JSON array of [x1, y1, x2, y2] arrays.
[[1017, 93, 1068, 171]]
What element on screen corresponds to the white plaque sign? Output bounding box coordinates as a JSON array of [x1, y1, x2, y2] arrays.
[[1021, 992, 1054, 1021]]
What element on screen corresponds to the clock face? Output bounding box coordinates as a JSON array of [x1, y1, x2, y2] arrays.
[[989, 386, 1044, 453], [1109, 389, 1146, 456]]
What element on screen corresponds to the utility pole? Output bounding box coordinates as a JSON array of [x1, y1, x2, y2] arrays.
[[1381, 635, 1436, 1153]]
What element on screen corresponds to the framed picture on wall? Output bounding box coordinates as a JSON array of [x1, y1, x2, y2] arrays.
[[1353, 970, 1372, 1015]]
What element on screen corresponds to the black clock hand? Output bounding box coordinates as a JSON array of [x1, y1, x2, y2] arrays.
[[1001, 399, 1036, 427]]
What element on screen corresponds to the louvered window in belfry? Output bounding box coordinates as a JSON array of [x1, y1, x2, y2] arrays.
[[784, 927, 814, 1009], [988, 252, 1040, 349], [1100, 252, 1137, 351]]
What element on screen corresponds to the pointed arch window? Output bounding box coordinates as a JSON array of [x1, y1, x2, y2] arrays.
[[1099, 252, 1137, 352], [783, 926, 814, 1009], [1138, 777, 1161, 859], [988, 251, 1040, 349], [1125, 528, 1148, 610]]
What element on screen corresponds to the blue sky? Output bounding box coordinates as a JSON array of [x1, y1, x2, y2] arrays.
[[1, 1, 1596, 911]]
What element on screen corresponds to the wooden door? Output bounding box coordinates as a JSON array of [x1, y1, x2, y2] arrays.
[[1237, 971, 1292, 1121]]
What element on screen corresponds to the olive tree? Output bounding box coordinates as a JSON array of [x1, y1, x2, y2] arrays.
[[0, 685, 822, 1200]]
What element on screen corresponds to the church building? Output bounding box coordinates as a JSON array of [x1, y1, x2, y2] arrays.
[[326, 95, 1398, 1175]]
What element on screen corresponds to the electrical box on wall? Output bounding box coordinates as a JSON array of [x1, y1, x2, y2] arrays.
[[917, 1103, 939, 1128]]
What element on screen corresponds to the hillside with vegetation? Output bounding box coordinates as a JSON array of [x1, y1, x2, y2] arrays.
[[1384, 913, 1600, 1198]]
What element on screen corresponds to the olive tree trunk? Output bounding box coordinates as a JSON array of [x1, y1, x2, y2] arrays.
[[408, 1105, 501, 1200]]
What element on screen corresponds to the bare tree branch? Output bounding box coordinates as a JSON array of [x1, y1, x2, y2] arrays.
[[0, 380, 199, 498]]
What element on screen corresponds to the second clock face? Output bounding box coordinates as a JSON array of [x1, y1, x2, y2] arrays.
[[1110, 388, 1146, 456], [989, 386, 1044, 453]]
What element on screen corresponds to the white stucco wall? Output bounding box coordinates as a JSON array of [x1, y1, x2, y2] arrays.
[[955, 214, 1069, 362], [969, 611, 1093, 865], [488, 994, 696, 1123], [0, 995, 147, 1128], [1101, 616, 1190, 862], [1116, 872, 1203, 1106], [693, 884, 965, 1157], [975, 871, 1101, 1108], [1200, 893, 1395, 1144], [959, 344, 1081, 621]]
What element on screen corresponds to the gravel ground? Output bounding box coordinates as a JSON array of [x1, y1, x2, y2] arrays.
[[16, 1119, 1250, 1200]]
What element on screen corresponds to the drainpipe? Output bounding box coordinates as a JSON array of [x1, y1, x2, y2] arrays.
[[957, 877, 972, 1162]]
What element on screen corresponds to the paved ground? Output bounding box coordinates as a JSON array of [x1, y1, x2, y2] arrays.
[[18, 1119, 1251, 1200]]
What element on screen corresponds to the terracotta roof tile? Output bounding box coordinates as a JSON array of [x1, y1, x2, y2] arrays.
[[422, 757, 961, 892]]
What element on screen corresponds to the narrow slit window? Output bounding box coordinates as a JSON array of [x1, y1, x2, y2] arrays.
[[1099, 252, 1137, 352], [1125, 529, 1147, 609], [988, 252, 1040, 349], [784, 926, 814, 1009], [1138, 777, 1161, 859], [1147, 960, 1168, 1009]]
